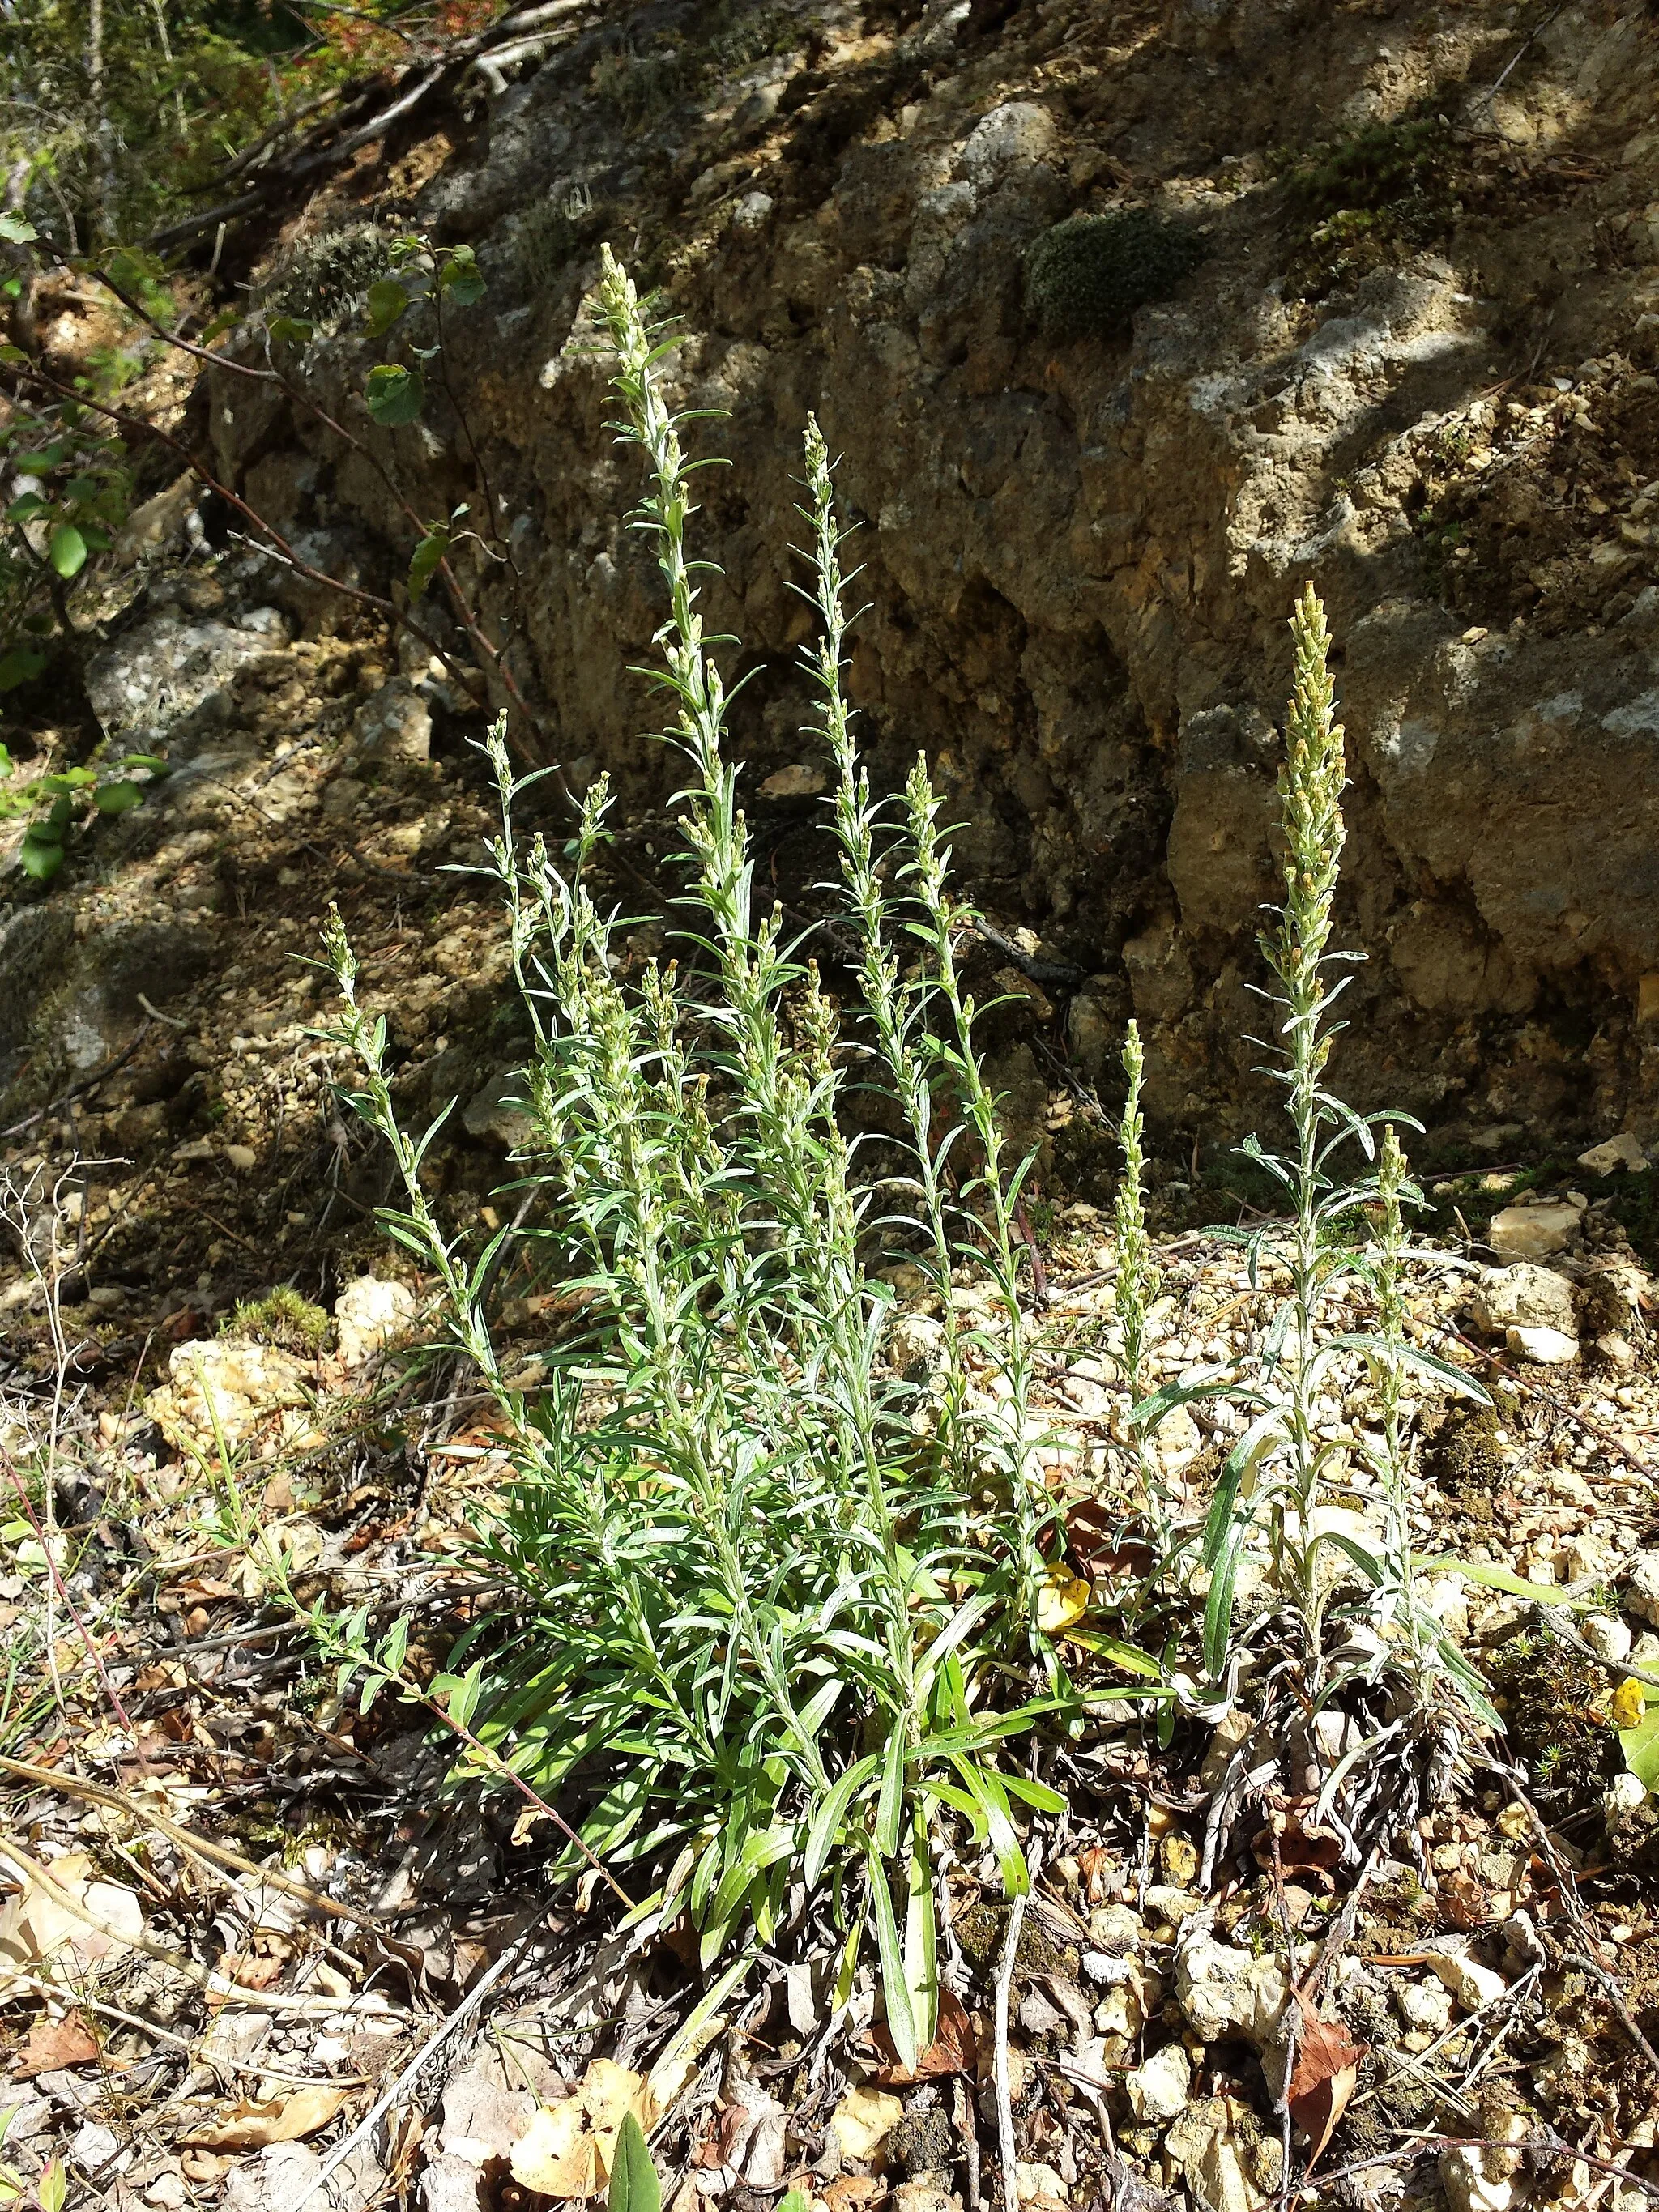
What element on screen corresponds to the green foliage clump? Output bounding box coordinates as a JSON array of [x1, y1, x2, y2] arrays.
[[511, 188, 602, 295], [589, 42, 687, 133], [312, 247, 1530, 2021], [1278, 109, 1457, 300], [1025, 210, 1205, 343], [224, 1285, 330, 1356], [322, 246, 1148, 2066]]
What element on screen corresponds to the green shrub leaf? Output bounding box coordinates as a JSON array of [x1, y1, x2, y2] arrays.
[[440, 249, 486, 306], [1622, 1707, 1659, 1793], [365, 363, 424, 427], [407, 526, 449, 600], [19, 833, 64, 880], [0, 648, 46, 691], [93, 778, 143, 814], [366, 278, 410, 337], [49, 522, 87, 577]]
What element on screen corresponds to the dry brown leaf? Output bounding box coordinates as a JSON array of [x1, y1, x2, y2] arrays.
[[1077, 1848, 1115, 1905], [510, 2057, 657, 2199], [829, 2085, 903, 2166], [821, 2180, 884, 2212], [1286, 1991, 1367, 2172], [512, 2100, 599, 2198], [872, 1988, 979, 2084], [14, 2012, 99, 2076], [1252, 1803, 1342, 1894], [0, 1851, 145, 1995], [1440, 1869, 1491, 1933], [181, 2086, 348, 2151]]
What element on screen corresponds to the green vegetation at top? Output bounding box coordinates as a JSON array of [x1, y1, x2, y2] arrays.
[[1277, 105, 1460, 300]]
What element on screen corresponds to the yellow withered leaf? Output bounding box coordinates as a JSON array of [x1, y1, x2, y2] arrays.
[[1610, 1677, 1648, 1731], [1036, 1564, 1090, 1635], [510, 2058, 659, 2199]]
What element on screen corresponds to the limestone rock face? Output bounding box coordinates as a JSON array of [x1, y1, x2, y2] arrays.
[[203, 0, 1659, 1147]]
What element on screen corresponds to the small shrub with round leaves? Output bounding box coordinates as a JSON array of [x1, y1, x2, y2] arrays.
[[1024, 209, 1205, 343]]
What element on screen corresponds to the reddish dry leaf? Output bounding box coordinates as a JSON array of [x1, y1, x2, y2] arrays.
[[1063, 1500, 1154, 1583], [1078, 1848, 1115, 1905], [1440, 1870, 1491, 1932], [1252, 1802, 1343, 1894], [14, 2013, 99, 2076], [871, 1988, 979, 2084], [1286, 1991, 1367, 2172], [821, 2180, 884, 2212], [214, 1946, 288, 1992], [697, 2103, 753, 2171]]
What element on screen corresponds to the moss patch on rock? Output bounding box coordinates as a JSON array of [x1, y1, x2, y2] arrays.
[[1025, 210, 1205, 343]]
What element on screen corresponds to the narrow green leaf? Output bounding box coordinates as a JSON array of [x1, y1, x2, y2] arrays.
[[809, 1760, 885, 1884], [1202, 1518, 1248, 1682], [1415, 1555, 1593, 1607], [953, 1761, 1029, 1896], [997, 1771, 1067, 1816], [608, 2112, 659, 2212], [868, 1849, 916, 2073], [407, 525, 449, 600], [876, 1717, 906, 1860], [902, 1813, 938, 2058]]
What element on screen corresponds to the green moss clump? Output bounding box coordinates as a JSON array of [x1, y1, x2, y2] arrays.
[[224, 1285, 329, 1356], [1025, 211, 1205, 343]]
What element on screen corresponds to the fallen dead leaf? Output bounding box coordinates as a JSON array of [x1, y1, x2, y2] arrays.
[[821, 2180, 884, 2212], [1062, 1502, 1154, 1585], [1035, 1564, 1090, 1634], [0, 1851, 146, 1995], [645, 2052, 697, 2114], [1495, 1802, 1532, 1844], [1077, 1848, 1115, 1905], [1015, 2162, 1068, 2211], [510, 2057, 656, 2198], [181, 2086, 349, 2150], [1440, 1870, 1491, 1933], [14, 2012, 100, 2075], [1252, 1802, 1342, 1894], [829, 2085, 903, 2166], [872, 1988, 979, 2084], [1286, 1992, 1366, 2171]]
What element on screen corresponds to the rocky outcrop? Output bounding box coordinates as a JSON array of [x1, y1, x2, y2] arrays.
[[188, 0, 1659, 1144]]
